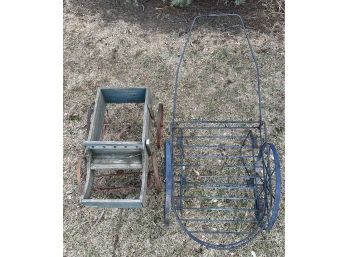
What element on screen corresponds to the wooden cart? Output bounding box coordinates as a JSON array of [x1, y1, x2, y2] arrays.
[[79, 87, 163, 208]]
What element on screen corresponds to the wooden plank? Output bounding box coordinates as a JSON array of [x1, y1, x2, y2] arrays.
[[91, 163, 142, 170], [101, 88, 146, 103], [88, 88, 106, 141], [92, 169, 142, 175], [92, 150, 142, 157], [84, 141, 142, 146], [81, 156, 94, 199], [83, 141, 143, 151], [142, 88, 151, 146], [139, 151, 149, 207], [81, 199, 142, 208], [139, 88, 151, 207], [82, 87, 152, 208], [91, 152, 142, 170]]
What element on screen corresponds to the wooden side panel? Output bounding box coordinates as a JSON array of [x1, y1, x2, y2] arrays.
[[139, 88, 152, 207], [83, 141, 143, 151], [82, 87, 152, 208], [139, 151, 149, 207], [101, 88, 146, 103], [81, 156, 94, 199], [81, 199, 143, 208], [142, 88, 151, 146], [88, 88, 106, 141]]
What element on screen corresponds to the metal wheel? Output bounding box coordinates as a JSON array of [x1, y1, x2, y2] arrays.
[[156, 103, 164, 149], [163, 139, 173, 225], [256, 143, 281, 230]]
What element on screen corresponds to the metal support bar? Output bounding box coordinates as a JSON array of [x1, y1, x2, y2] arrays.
[[188, 230, 251, 235], [173, 144, 254, 149], [179, 218, 257, 223], [174, 195, 255, 201], [179, 207, 254, 212], [174, 154, 257, 159]]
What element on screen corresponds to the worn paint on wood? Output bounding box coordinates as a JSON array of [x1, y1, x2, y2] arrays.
[[81, 199, 143, 208], [81, 87, 152, 208]]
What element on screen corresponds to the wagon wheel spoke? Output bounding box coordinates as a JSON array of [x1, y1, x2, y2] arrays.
[[264, 146, 271, 175], [262, 161, 268, 182], [257, 175, 264, 183], [256, 190, 263, 199], [270, 186, 274, 206], [272, 193, 276, 201], [257, 143, 282, 230], [264, 184, 272, 208], [264, 193, 270, 221], [256, 187, 265, 199], [265, 177, 273, 198], [258, 176, 264, 183], [262, 157, 267, 170], [266, 156, 271, 175], [264, 178, 270, 190], [271, 167, 276, 177], [262, 152, 271, 172], [269, 172, 274, 203]]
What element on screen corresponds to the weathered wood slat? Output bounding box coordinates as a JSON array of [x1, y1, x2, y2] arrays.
[[81, 87, 153, 208], [88, 88, 106, 141], [139, 89, 151, 206], [91, 163, 142, 170], [83, 141, 143, 151], [82, 157, 94, 199], [81, 199, 143, 208], [91, 151, 142, 170], [84, 141, 143, 146], [92, 152, 142, 158], [101, 88, 146, 103]]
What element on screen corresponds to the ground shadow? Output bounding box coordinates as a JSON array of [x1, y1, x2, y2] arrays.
[[64, 0, 282, 34]]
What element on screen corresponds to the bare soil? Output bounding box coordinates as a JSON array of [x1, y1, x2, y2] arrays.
[[63, 1, 284, 256]]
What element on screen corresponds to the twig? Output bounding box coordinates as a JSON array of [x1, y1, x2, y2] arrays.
[[92, 210, 105, 228], [115, 125, 130, 140], [151, 154, 162, 192], [76, 157, 84, 194]]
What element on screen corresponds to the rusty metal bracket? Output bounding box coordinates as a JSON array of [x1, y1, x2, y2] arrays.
[[156, 103, 164, 149]]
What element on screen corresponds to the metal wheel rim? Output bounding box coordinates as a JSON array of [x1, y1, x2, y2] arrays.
[[258, 143, 281, 230]]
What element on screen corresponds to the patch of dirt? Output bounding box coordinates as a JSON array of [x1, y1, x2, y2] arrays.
[[64, 1, 284, 256]]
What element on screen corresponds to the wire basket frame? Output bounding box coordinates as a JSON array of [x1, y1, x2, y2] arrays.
[[164, 14, 281, 250]]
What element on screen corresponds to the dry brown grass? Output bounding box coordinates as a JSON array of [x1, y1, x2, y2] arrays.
[[261, 0, 285, 15], [64, 1, 284, 256]]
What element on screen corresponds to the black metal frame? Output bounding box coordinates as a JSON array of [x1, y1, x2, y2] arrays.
[[164, 14, 282, 250]]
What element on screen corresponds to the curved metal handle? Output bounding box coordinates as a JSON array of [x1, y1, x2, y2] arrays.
[[171, 13, 263, 127]]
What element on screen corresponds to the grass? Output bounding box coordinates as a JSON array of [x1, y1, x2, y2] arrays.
[[64, 1, 284, 256]]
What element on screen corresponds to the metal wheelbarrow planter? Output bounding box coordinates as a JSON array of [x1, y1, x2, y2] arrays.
[[163, 14, 282, 250], [79, 87, 163, 208]]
